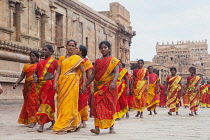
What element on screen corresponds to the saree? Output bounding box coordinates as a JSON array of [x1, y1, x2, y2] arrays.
[[166, 76, 182, 112], [187, 76, 201, 112], [35, 57, 57, 125], [18, 63, 37, 125], [182, 85, 189, 107], [147, 73, 160, 111], [132, 68, 148, 112], [207, 85, 210, 108], [94, 56, 119, 129], [116, 68, 129, 119], [53, 55, 84, 133], [199, 84, 208, 107], [159, 85, 166, 107], [78, 58, 93, 121]]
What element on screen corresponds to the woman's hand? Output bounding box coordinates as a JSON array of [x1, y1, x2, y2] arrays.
[[13, 83, 18, 89], [34, 76, 38, 83], [126, 89, 130, 96], [109, 81, 116, 91], [82, 85, 87, 93], [53, 82, 57, 92]]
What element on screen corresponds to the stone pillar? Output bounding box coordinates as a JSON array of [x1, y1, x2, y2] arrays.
[[49, 2, 57, 42]]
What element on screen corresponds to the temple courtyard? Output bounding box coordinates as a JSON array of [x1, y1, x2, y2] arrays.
[[0, 101, 210, 140]]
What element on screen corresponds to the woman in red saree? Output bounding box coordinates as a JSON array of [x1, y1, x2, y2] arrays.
[[187, 67, 201, 116], [199, 80, 208, 108], [132, 59, 149, 118], [75, 45, 93, 128], [165, 67, 183, 115], [13, 51, 39, 128], [207, 81, 210, 108], [182, 84, 189, 108], [159, 81, 167, 107], [116, 62, 130, 119], [147, 66, 160, 115], [34, 45, 58, 132], [85, 41, 119, 135]]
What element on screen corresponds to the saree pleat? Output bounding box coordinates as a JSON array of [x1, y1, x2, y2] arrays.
[[199, 85, 208, 107], [159, 85, 166, 107]]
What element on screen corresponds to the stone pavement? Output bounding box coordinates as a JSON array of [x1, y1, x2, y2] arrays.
[[0, 102, 210, 140]]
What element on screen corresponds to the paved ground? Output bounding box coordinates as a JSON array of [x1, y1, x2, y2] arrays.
[[0, 102, 210, 140]]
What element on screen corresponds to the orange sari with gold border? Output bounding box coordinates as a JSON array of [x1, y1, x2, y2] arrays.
[[199, 84, 208, 107], [132, 68, 148, 112], [18, 63, 37, 125], [182, 85, 189, 107], [35, 57, 57, 125], [166, 76, 182, 112], [78, 58, 93, 121], [187, 76, 201, 112], [94, 56, 119, 129]]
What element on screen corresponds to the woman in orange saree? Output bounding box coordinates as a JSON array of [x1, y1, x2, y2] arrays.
[[165, 67, 183, 115], [159, 81, 167, 107], [75, 45, 93, 128], [147, 66, 160, 115], [34, 45, 58, 132], [13, 51, 39, 128], [116, 62, 130, 119], [199, 80, 208, 108], [182, 84, 189, 108], [187, 67, 201, 116], [132, 59, 149, 118], [53, 40, 86, 134], [85, 41, 119, 135]]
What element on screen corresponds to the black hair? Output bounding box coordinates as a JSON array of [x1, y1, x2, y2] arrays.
[[44, 44, 54, 54], [29, 51, 39, 62], [122, 63, 125, 68], [170, 67, 177, 72], [148, 66, 153, 69], [92, 62, 95, 66], [66, 39, 77, 47], [189, 67, 196, 74], [137, 59, 144, 64], [99, 41, 111, 49], [79, 45, 87, 58]]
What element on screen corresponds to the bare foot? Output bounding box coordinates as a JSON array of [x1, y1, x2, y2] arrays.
[[176, 112, 179, 115], [116, 118, 120, 121], [82, 122, 87, 128], [148, 111, 152, 115], [154, 110, 157, 115], [56, 131, 67, 135], [74, 124, 82, 132], [28, 123, 35, 128], [37, 125, 44, 133], [109, 127, 116, 134], [194, 112, 198, 115], [90, 128, 100, 135], [189, 113, 194, 116], [135, 111, 140, 117], [168, 112, 172, 116], [126, 113, 129, 119]]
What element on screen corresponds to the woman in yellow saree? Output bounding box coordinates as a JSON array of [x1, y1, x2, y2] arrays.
[[13, 51, 39, 128], [85, 41, 119, 135], [165, 67, 183, 115], [199, 80, 208, 108], [53, 40, 86, 134], [131, 59, 149, 118], [187, 67, 201, 116]]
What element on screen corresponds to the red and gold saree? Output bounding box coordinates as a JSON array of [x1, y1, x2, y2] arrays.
[[94, 56, 119, 129], [159, 84, 166, 107], [187, 76, 201, 112], [199, 84, 208, 107], [18, 63, 37, 125], [207, 85, 210, 108], [78, 58, 93, 121], [132, 68, 148, 112], [35, 56, 58, 125], [116, 68, 129, 119], [182, 85, 189, 107], [166, 76, 182, 112], [147, 73, 159, 111]]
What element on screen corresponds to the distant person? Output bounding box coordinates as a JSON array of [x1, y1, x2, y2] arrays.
[[182, 83, 189, 108], [13, 51, 39, 128], [187, 67, 201, 116], [146, 66, 160, 115], [75, 45, 93, 128], [53, 40, 86, 134], [199, 80, 208, 108], [131, 59, 149, 118], [165, 67, 183, 115], [34, 45, 58, 132], [85, 41, 120, 135], [159, 81, 167, 108]]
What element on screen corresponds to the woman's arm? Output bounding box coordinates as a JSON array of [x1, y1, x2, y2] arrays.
[[13, 72, 26, 89], [33, 69, 38, 83], [180, 80, 184, 95], [165, 80, 168, 96], [145, 76, 149, 92], [109, 65, 119, 90], [125, 75, 130, 96], [130, 76, 136, 95], [85, 68, 95, 87], [80, 65, 86, 93], [53, 65, 61, 91]]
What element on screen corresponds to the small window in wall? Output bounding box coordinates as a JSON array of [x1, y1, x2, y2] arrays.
[[55, 13, 63, 46], [86, 37, 88, 50], [13, 12, 16, 27], [170, 57, 173, 61]]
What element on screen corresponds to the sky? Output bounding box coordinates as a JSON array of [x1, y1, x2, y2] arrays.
[[79, 0, 210, 61]]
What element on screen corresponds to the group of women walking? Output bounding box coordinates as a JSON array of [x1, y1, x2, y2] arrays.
[[3, 39, 208, 135]]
